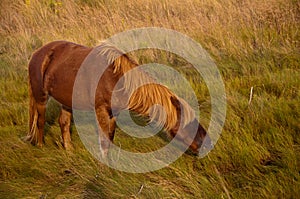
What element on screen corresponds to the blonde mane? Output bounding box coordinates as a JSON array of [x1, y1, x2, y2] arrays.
[[97, 42, 195, 130]]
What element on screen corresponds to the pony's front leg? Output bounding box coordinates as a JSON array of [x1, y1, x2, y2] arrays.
[[59, 106, 73, 150], [96, 106, 116, 160]]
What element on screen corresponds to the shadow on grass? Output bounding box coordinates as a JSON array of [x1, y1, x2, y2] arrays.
[[83, 179, 109, 199]]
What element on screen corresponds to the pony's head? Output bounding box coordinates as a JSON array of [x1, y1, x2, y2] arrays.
[[169, 96, 212, 155]]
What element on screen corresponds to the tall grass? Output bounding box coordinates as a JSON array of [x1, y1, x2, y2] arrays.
[[0, 0, 299, 198]]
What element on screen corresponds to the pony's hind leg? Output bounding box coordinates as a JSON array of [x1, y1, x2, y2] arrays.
[[36, 103, 47, 147], [59, 106, 72, 149]]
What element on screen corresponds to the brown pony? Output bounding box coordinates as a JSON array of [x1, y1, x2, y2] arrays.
[[26, 41, 211, 157]]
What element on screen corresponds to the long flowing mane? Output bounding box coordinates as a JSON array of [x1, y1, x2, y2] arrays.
[[97, 42, 195, 131]]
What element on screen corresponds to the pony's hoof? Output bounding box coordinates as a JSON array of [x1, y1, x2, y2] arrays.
[[36, 142, 44, 148], [63, 142, 74, 151]]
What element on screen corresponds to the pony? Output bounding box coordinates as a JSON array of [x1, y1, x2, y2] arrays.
[[26, 41, 211, 157]]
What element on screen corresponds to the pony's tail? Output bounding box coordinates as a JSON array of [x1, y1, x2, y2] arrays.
[[25, 85, 39, 144]]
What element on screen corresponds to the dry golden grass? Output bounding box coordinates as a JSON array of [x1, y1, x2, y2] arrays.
[[1, 0, 298, 62]]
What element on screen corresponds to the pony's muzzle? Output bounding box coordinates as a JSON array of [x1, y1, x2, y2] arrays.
[[198, 135, 213, 157]]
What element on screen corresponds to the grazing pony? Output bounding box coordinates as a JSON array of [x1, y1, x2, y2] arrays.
[[26, 41, 210, 157]]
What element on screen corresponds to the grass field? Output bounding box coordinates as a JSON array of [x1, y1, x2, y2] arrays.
[[0, 0, 299, 198]]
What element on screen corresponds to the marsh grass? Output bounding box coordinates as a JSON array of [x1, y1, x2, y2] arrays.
[[0, 0, 299, 198]]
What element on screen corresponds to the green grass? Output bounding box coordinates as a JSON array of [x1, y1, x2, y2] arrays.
[[0, 0, 299, 198]]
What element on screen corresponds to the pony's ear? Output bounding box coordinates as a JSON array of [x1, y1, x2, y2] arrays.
[[170, 96, 181, 111]]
